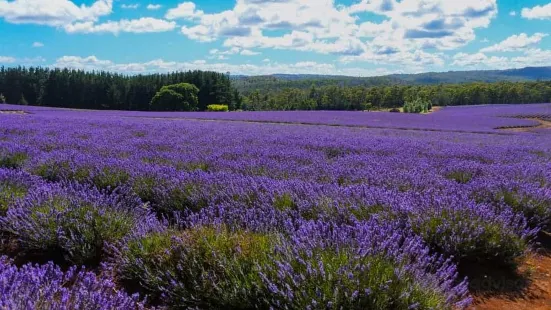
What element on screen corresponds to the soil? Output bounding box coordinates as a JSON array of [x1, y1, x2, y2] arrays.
[[469, 232, 551, 310], [0, 110, 26, 114], [500, 118, 551, 133]]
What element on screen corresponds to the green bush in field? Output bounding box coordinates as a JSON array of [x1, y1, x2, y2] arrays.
[[0, 93, 5, 103], [0, 152, 28, 169], [116, 226, 276, 308], [207, 104, 229, 112], [403, 98, 433, 114], [150, 83, 199, 111]]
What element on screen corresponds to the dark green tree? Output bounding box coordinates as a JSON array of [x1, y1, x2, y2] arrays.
[[150, 83, 199, 111]]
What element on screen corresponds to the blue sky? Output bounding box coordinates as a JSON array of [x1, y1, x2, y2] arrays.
[[1, 0, 551, 76]]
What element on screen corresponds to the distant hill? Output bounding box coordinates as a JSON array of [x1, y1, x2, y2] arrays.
[[232, 66, 551, 93]]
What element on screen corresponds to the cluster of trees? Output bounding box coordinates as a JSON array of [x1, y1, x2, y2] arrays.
[[0, 66, 240, 111], [150, 83, 200, 111], [403, 98, 432, 113], [240, 81, 551, 111], [232, 67, 551, 93]]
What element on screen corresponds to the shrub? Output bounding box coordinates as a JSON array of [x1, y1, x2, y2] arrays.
[[207, 104, 229, 112], [446, 170, 475, 184], [0, 93, 5, 103], [0, 169, 39, 215], [471, 183, 551, 229], [261, 220, 471, 310], [403, 98, 432, 114], [0, 257, 146, 309], [31, 160, 92, 183], [115, 221, 471, 309], [150, 83, 199, 111], [407, 206, 531, 267], [1, 183, 160, 267], [115, 225, 276, 308], [0, 152, 28, 169]]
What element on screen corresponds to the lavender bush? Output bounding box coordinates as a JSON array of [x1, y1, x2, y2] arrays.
[[114, 221, 470, 309], [0, 183, 162, 266], [0, 256, 146, 309]]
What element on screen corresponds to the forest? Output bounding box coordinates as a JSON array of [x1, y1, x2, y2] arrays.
[[240, 81, 551, 111], [0, 66, 240, 111], [1, 66, 551, 112]]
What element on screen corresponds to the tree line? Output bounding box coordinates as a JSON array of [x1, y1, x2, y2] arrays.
[[240, 81, 551, 111], [2, 66, 550, 112], [0, 66, 241, 111]]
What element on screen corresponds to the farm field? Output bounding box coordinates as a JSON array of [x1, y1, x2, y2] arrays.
[[1, 103, 551, 309]]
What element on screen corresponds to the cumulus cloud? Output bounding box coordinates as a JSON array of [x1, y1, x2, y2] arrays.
[[521, 3, 551, 20], [52, 55, 395, 76], [480, 33, 548, 53], [147, 4, 162, 10], [208, 47, 261, 58], [64, 18, 177, 34], [0, 56, 16, 63], [121, 4, 139, 10], [0, 0, 113, 26], [32, 41, 44, 48], [0, 56, 45, 64], [166, 2, 203, 20], [166, 0, 497, 68], [453, 49, 551, 69]]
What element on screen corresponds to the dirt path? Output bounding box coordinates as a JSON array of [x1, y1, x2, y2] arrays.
[[470, 233, 551, 309], [500, 118, 551, 133], [0, 110, 26, 114]]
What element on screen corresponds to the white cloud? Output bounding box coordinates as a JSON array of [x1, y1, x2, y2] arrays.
[[0, 56, 16, 63], [169, 0, 497, 67], [208, 47, 261, 58], [121, 4, 139, 10], [453, 49, 551, 69], [522, 3, 551, 20], [509, 11, 516, 16], [147, 4, 162, 10], [52, 55, 393, 76], [32, 41, 44, 48], [452, 52, 505, 67], [240, 49, 260, 56], [0, 0, 113, 26], [64, 17, 177, 34], [262, 58, 270, 62], [0, 56, 45, 64], [480, 33, 548, 53], [166, 2, 203, 20]]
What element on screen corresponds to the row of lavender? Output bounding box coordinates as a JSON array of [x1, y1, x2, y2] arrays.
[[3, 103, 551, 132], [0, 106, 550, 309]]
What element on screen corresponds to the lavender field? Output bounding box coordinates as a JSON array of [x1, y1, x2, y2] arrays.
[[1, 103, 551, 309]]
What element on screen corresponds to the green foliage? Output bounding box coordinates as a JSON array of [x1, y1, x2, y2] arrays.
[[0, 66, 235, 111], [150, 83, 199, 111], [403, 98, 432, 113], [18, 94, 28, 106], [238, 80, 551, 111], [409, 209, 527, 267], [16, 199, 135, 266], [0, 93, 5, 103], [0, 152, 28, 169], [207, 104, 229, 112], [273, 193, 296, 211], [0, 183, 28, 215], [446, 170, 474, 184], [265, 249, 450, 310], [118, 226, 276, 308]]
